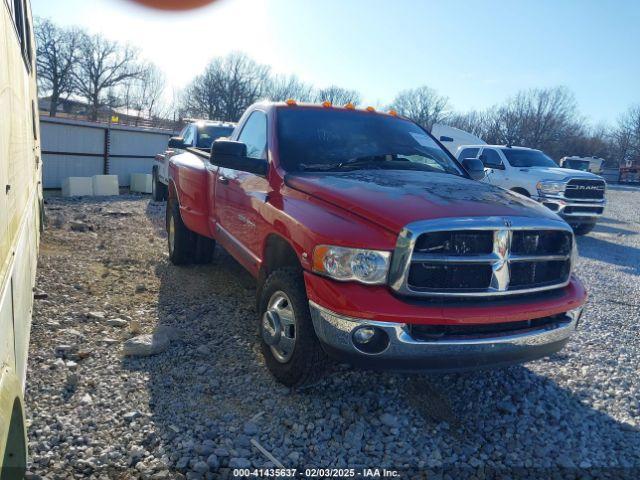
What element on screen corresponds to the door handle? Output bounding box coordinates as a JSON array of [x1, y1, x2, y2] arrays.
[[219, 175, 229, 185]]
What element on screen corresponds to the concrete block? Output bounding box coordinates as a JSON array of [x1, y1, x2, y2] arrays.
[[61, 177, 93, 197], [91, 175, 119, 196], [130, 173, 153, 194]]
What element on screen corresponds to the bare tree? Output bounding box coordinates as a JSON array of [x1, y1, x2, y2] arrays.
[[612, 105, 640, 166], [35, 18, 82, 116], [445, 87, 588, 160], [167, 88, 183, 123], [181, 53, 271, 121], [446, 110, 496, 139], [313, 85, 361, 106], [552, 123, 610, 162], [122, 63, 166, 124], [489, 87, 583, 158], [265, 74, 314, 102], [72, 33, 143, 121], [389, 86, 450, 131]]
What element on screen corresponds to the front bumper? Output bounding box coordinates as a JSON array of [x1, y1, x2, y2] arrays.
[[310, 302, 583, 372], [534, 193, 605, 219]]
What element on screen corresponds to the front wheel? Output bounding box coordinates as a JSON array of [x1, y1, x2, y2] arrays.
[[258, 268, 328, 387]]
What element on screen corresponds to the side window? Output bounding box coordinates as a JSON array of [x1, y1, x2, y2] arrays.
[[31, 101, 38, 140], [22, 0, 33, 68], [238, 111, 267, 159], [182, 126, 195, 147], [12, 0, 24, 47], [458, 147, 479, 160], [9, 0, 32, 71], [480, 149, 504, 169]]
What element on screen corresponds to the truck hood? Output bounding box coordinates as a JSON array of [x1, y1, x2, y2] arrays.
[[286, 170, 559, 233], [518, 166, 604, 180]]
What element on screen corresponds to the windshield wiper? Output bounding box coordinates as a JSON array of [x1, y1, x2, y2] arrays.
[[300, 154, 388, 171]]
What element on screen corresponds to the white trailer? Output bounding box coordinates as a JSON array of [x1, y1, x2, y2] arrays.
[[1, 1, 41, 476], [431, 124, 486, 155]]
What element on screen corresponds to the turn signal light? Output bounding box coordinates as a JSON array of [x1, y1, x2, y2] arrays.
[[285, 98, 297, 106], [312, 245, 330, 272]]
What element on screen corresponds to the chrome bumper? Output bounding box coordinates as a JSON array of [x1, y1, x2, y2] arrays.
[[309, 302, 582, 371], [534, 194, 606, 218]]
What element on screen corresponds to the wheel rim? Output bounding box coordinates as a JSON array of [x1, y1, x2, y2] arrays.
[[168, 214, 175, 254], [262, 291, 296, 363]]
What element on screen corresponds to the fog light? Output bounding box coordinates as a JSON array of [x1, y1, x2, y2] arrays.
[[352, 325, 389, 355], [353, 326, 376, 344]]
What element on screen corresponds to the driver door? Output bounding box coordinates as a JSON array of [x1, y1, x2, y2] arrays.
[[214, 111, 270, 273]]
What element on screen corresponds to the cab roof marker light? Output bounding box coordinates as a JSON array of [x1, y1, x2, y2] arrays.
[[322, 101, 332, 108], [344, 102, 355, 110], [285, 99, 297, 106], [366, 106, 375, 112], [388, 109, 398, 116]]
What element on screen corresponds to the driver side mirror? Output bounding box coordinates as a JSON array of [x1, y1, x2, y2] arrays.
[[462, 158, 486, 181], [211, 139, 268, 176], [168, 136, 186, 149]]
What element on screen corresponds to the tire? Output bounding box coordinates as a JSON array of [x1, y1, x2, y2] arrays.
[[152, 167, 167, 201], [573, 222, 596, 236], [166, 197, 195, 265], [194, 234, 216, 264], [258, 268, 328, 387]]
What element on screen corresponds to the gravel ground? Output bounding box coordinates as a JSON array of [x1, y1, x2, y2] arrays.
[[24, 186, 640, 479]]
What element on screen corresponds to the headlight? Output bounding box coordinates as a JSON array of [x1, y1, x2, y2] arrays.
[[536, 180, 566, 195], [312, 245, 391, 285]]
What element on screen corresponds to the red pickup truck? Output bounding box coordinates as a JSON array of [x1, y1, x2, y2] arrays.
[[166, 101, 586, 386]]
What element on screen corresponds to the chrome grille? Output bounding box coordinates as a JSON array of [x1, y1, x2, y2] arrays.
[[564, 179, 606, 200], [389, 217, 574, 298]]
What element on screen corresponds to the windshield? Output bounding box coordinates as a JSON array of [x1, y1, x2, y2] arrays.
[[501, 148, 557, 168], [276, 108, 464, 175], [197, 126, 234, 149], [564, 159, 590, 171]]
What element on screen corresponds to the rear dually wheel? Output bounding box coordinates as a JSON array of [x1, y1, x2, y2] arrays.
[[166, 197, 194, 265]]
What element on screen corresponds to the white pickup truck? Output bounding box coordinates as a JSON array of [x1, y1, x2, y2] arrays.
[[456, 145, 606, 235], [152, 119, 236, 200]]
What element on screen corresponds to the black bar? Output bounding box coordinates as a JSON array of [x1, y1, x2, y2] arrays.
[[42, 151, 103, 157], [103, 128, 109, 174], [42, 151, 157, 159]]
